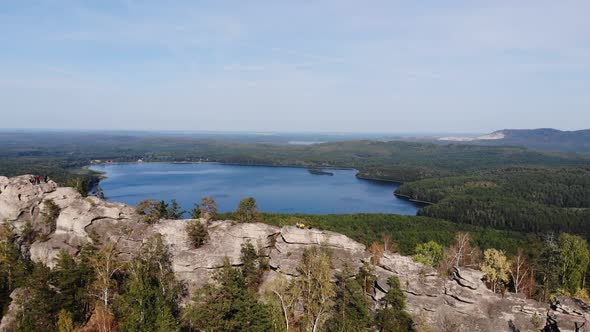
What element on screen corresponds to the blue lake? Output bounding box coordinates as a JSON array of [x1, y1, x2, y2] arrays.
[[90, 163, 420, 215]]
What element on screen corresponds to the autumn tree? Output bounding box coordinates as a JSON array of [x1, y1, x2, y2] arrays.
[[368, 241, 385, 265], [296, 247, 335, 332], [235, 197, 262, 223], [413, 241, 443, 267], [443, 232, 481, 270], [481, 249, 511, 293], [382, 235, 398, 253], [200, 196, 218, 222], [89, 243, 121, 332], [510, 249, 533, 296]]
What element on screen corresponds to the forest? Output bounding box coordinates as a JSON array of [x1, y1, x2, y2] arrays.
[[396, 167, 590, 239], [2, 131, 589, 185]]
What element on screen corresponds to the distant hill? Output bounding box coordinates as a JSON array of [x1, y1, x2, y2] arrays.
[[439, 128, 590, 153]]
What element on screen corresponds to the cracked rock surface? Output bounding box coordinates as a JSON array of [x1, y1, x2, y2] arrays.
[[1, 175, 589, 331]]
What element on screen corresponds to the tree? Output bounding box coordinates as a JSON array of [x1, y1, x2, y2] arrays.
[[118, 234, 182, 332], [17, 263, 59, 332], [65, 177, 90, 197], [183, 258, 272, 332], [357, 262, 377, 295], [190, 203, 201, 219], [167, 199, 186, 219], [41, 199, 61, 235], [235, 197, 262, 223], [0, 221, 29, 315], [54, 250, 88, 323], [200, 196, 218, 222], [510, 249, 532, 296], [264, 274, 301, 331], [537, 233, 561, 301], [240, 240, 265, 290], [90, 243, 121, 332], [325, 265, 373, 331], [136, 199, 161, 224], [375, 275, 413, 332], [57, 309, 75, 332], [185, 219, 209, 248], [443, 232, 481, 270], [413, 241, 443, 267], [481, 249, 511, 293], [558, 233, 590, 294], [368, 241, 385, 265], [296, 247, 335, 332]]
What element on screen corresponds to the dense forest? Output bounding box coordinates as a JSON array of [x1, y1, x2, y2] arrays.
[[396, 168, 590, 239]]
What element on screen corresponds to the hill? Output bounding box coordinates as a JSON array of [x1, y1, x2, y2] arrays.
[[439, 128, 590, 152]]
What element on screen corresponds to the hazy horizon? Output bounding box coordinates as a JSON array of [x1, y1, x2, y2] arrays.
[[1, 1, 589, 132]]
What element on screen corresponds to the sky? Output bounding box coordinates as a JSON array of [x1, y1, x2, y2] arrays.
[[0, 1, 589, 133]]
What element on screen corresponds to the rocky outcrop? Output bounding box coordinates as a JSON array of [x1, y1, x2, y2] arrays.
[[0, 175, 589, 331]]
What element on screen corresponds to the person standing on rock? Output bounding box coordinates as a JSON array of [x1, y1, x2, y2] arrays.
[[35, 175, 41, 184]]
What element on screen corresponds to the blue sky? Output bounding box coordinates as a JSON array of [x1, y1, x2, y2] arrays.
[[0, 0, 589, 133]]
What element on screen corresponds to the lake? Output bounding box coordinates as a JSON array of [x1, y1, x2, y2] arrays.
[[90, 163, 420, 215]]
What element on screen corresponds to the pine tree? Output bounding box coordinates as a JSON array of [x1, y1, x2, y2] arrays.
[[185, 219, 209, 248], [190, 203, 201, 219], [118, 234, 182, 332], [17, 263, 59, 332], [167, 199, 186, 219], [325, 266, 373, 331], [375, 276, 413, 332], [183, 258, 272, 332], [54, 250, 87, 323], [240, 241, 267, 290], [235, 197, 262, 223], [200, 196, 218, 222], [0, 221, 29, 313]]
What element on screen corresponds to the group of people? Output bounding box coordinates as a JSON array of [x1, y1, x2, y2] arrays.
[[30, 175, 48, 185]]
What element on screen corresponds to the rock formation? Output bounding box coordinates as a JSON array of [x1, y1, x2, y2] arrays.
[[1, 175, 589, 331]]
